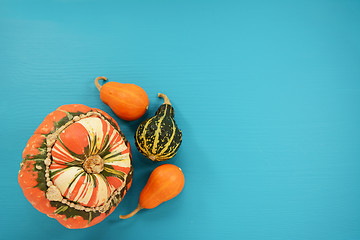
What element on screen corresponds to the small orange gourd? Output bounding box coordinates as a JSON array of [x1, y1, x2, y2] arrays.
[[120, 164, 185, 219], [95, 76, 149, 121]]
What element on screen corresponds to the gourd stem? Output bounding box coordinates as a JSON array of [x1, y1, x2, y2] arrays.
[[95, 76, 108, 92], [119, 204, 143, 219], [158, 93, 171, 105]]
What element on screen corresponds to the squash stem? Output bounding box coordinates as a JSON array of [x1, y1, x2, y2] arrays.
[[95, 76, 108, 92], [119, 204, 143, 219], [158, 93, 171, 105]]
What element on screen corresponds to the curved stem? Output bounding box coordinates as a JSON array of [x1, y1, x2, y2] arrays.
[[158, 93, 171, 105], [119, 204, 143, 219], [95, 76, 108, 92]]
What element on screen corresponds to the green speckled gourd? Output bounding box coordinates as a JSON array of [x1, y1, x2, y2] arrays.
[[135, 93, 182, 162]]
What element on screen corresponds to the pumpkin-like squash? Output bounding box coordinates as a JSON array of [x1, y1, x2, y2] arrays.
[[18, 104, 133, 229]]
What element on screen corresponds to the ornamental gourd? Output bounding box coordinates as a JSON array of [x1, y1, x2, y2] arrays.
[[18, 104, 133, 229], [95, 76, 149, 121], [120, 164, 185, 219], [134, 93, 182, 162]]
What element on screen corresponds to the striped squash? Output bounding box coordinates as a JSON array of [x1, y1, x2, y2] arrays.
[[134, 93, 182, 162], [18, 104, 133, 229]]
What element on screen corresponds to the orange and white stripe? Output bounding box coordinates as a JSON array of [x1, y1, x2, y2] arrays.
[[49, 116, 131, 208]]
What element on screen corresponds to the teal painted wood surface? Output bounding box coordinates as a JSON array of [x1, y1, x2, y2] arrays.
[[1, 0, 360, 239]]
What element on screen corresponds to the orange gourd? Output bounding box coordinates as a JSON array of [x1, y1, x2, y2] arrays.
[[95, 76, 149, 121], [120, 164, 185, 219]]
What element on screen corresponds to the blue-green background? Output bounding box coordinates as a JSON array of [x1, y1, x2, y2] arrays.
[[1, 0, 360, 239]]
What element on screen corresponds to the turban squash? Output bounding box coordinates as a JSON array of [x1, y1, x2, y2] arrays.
[[18, 104, 133, 229]]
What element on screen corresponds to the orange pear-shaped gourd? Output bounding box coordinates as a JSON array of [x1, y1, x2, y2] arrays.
[[120, 164, 185, 219], [95, 76, 149, 121]]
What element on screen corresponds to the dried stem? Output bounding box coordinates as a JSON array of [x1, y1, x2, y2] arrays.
[[158, 93, 171, 105], [95, 76, 108, 91], [119, 204, 143, 219]]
